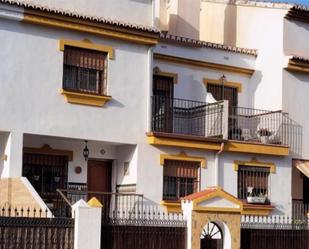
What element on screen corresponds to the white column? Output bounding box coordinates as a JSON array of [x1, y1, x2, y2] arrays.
[[1, 131, 23, 178], [222, 100, 229, 140], [73, 199, 102, 249]]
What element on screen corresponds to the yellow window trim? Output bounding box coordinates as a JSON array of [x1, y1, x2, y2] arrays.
[[203, 78, 242, 93], [59, 39, 114, 59], [160, 152, 206, 168], [234, 158, 276, 173], [153, 67, 178, 84], [59, 89, 112, 107]]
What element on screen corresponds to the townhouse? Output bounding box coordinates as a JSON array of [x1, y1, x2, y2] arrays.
[[0, 0, 307, 218]]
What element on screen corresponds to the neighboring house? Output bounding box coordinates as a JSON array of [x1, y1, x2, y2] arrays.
[[0, 0, 307, 218]]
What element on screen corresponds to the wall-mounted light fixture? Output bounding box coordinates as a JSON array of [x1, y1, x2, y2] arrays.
[[83, 140, 89, 161]]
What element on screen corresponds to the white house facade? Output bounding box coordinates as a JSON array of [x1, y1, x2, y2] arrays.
[[0, 0, 308, 218]]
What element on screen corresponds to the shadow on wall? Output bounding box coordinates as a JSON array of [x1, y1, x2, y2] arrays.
[[248, 70, 263, 108], [224, 3, 237, 46], [283, 19, 309, 55], [169, 14, 200, 40]]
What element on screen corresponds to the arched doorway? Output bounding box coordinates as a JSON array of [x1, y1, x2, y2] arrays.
[[200, 222, 223, 249]]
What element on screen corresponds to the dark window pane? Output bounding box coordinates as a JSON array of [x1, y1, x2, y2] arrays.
[[163, 160, 200, 200], [63, 46, 106, 95]]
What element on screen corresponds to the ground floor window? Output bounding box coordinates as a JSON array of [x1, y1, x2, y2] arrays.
[[237, 165, 270, 203], [22, 153, 68, 202], [163, 160, 200, 200]]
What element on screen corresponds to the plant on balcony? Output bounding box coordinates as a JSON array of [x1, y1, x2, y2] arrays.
[[257, 128, 272, 143], [246, 187, 267, 204], [257, 128, 272, 136]]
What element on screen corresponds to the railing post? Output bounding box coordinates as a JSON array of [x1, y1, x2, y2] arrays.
[[72, 199, 102, 249], [222, 100, 229, 140]]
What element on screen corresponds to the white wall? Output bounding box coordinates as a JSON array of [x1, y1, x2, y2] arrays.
[[199, 2, 288, 111], [284, 19, 309, 56], [283, 71, 309, 159], [0, 19, 150, 145], [18, 0, 153, 26], [154, 43, 254, 107], [137, 140, 292, 215]]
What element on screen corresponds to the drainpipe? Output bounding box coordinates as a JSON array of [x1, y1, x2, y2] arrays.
[[214, 142, 224, 186]]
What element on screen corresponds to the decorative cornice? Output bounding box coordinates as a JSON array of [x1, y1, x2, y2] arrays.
[[285, 56, 309, 74], [154, 53, 255, 76]]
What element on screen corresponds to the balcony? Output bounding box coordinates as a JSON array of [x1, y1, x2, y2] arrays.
[[149, 96, 302, 156]]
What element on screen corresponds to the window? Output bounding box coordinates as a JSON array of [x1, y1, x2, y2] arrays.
[[163, 160, 200, 200], [22, 153, 68, 202], [207, 83, 238, 111], [63, 46, 107, 95], [237, 166, 270, 203]]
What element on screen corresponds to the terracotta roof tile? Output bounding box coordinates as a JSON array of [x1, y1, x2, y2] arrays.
[[291, 55, 309, 63], [160, 33, 258, 56], [0, 0, 160, 34], [182, 187, 218, 201]]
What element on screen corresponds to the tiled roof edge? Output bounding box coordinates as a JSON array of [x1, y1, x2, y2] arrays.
[[160, 33, 258, 56], [0, 0, 160, 34]]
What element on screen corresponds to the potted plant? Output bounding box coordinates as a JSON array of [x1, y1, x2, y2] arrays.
[[247, 193, 267, 204], [246, 187, 267, 204], [257, 128, 272, 144]]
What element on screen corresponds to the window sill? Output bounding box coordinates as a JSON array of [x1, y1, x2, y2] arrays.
[[160, 200, 182, 213], [59, 89, 112, 107], [241, 202, 275, 216]]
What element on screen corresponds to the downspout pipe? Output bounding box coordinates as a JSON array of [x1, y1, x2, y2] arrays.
[[214, 142, 224, 186]]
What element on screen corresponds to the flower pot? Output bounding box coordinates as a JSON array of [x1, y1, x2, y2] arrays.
[[247, 196, 266, 204], [260, 136, 269, 144]]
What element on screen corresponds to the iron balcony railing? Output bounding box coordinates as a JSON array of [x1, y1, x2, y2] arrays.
[[56, 189, 144, 219], [152, 95, 228, 139], [151, 96, 302, 154]]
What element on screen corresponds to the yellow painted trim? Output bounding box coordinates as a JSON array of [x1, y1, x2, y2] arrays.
[[191, 189, 243, 213], [203, 78, 242, 93], [154, 71, 178, 84], [225, 141, 289, 156], [154, 53, 255, 76], [147, 135, 222, 151], [285, 64, 309, 74], [88, 197, 103, 208], [147, 135, 289, 156], [23, 144, 73, 161], [234, 158, 276, 173], [160, 152, 206, 168], [160, 201, 182, 213], [59, 39, 114, 59], [23, 13, 158, 45], [60, 89, 112, 107], [241, 205, 274, 215]]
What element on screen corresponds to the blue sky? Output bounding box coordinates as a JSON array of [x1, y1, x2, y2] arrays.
[[261, 0, 309, 5]]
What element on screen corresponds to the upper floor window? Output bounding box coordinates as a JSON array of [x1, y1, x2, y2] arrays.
[[163, 160, 200, 201], [237, 165, 270, 204], [207, 83, 238, 111], [63, 46, 107, 95]]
